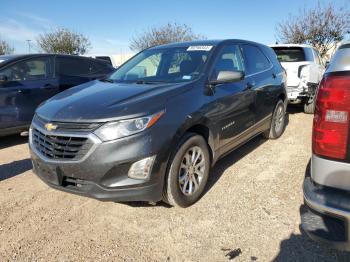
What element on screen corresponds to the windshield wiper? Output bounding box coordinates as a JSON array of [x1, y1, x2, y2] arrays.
[[135, 80, 166, 85], [100, 78, 115, 83]]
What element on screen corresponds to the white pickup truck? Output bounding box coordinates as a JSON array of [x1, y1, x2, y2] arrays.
[[270, 44, 325, 113]]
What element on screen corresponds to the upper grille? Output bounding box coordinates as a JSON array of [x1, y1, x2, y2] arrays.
[[33, 115, 103, 132], [32, 128, 92, 160]]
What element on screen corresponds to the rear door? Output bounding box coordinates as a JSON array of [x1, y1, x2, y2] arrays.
[[240, 44, 276, 124], [0, 56, 58, 129], [210, 44, 255, 148]]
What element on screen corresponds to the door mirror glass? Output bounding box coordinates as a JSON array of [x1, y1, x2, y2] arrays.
[[211, 70, 244, 85]]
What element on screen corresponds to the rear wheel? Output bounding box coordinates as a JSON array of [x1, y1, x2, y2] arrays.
[[304, 98, 315, 114], [263, 100, 286, 139], [163, 133, 210, 207]]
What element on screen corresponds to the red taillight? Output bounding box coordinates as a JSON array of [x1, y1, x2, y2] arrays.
[[313, 75, 350, 159]]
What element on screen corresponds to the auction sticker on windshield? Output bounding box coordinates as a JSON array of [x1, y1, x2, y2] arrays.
[[187, 46, 213, 51]]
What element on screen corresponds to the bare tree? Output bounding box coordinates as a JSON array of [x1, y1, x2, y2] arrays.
[[0, 38, 14, 55], [276, 2, 350, 58], [130, 23, 206, 52], [37, 28, 91, 55]]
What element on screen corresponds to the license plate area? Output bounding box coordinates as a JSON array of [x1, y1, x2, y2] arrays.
[[34, 160, 62, 185]]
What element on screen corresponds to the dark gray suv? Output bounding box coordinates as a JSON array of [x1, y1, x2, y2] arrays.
[[302, 42, 350, 250], [29, 39, 287, 207]]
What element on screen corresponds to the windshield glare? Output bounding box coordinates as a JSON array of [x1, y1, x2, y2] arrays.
[[272, 47, 306, 62], [109, 46, 213, 83]]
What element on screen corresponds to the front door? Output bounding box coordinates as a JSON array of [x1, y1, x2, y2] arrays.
[[208, 44, 255, 149], [0, 56, 58, 130]]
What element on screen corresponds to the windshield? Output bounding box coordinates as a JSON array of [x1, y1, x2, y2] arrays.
[[272, 47, 306, 62], [108, 46, 213, 83]]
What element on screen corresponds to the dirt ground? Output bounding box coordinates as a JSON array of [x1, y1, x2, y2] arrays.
[[1, 106, 350, 262]]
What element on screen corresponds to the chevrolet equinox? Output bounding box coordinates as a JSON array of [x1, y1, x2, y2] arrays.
[[29, 40, 287, 207]]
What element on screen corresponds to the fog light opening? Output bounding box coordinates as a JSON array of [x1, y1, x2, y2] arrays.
[[128, 156, 156, 180]]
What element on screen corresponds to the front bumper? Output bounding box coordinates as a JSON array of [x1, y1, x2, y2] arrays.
[[29, 124, 169, 203], [302, 177, 350, 251]]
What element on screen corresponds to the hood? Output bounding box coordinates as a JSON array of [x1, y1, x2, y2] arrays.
[[36, 80, 190, 122], [280, 61, 311, 87]]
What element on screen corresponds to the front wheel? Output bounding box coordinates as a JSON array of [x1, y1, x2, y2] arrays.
[[263, 100, 286, 139], [163, 133, 210, 207]]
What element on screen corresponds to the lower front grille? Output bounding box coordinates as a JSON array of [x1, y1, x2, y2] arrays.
[[62, 176, 92, 189], [32, 128, 92, 160]]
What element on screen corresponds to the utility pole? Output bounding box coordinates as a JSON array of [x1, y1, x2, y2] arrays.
[[26, 40, 32, 53]]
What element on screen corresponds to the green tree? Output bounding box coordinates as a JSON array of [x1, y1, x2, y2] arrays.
[[0, 38, 14, 55], [130, 23, 206, 52], [37, 28, 91, 55], [276, 2, 350, 58]]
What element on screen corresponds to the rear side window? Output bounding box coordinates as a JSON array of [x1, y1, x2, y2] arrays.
[[95, 56, 112, 65], [241, 45, 271, 75], [272, 47, 306, 62], [90, 61, 112, 74], [0, 57, 53, 82], [56, 57, 91, 76]]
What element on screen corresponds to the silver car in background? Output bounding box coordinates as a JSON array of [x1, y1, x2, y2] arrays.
[[302, 42, 350, 250]]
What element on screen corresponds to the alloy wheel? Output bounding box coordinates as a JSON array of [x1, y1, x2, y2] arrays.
[[178, 146, 205, 195]]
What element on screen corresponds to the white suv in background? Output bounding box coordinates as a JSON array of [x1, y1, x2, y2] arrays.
[[270, 44, 325, 113]]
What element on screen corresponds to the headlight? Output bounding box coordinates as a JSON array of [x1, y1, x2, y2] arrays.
[[94, 110, 165, 141]]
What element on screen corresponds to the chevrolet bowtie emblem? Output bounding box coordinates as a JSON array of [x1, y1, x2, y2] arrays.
[[45, 123, 57, 131]]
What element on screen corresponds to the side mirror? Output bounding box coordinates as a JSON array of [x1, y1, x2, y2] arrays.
[[325, 61, 330, 69], [210, 71, 244, 85], [0, 74, 8, 85]]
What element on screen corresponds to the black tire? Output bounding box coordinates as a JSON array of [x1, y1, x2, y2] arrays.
[[304, 99, 315, 114], [163, 133, 210, 207], [263, 100, 286, 139]]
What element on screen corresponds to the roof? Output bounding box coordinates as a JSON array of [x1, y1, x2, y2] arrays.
[[149, 39, 266, 49], [269, 44, 313, 49], [0, 53, 111, 67]]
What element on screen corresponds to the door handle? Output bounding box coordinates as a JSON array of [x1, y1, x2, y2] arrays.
[[17, 89, 29, 94], [42, 84, 56, 90]]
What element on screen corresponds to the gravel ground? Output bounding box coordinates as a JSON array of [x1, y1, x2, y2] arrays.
[[1, 107, 350, 261]]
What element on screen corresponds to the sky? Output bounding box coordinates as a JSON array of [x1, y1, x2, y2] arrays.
[[1, 0, 349, 55]]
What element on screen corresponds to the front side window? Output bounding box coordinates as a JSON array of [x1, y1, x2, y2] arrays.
[[241, 45, 271, 75], [95, 56, 112, 65], [211, 45, 244, 79], [0, 57, 52, 82], [109, 46, 213, 83]]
